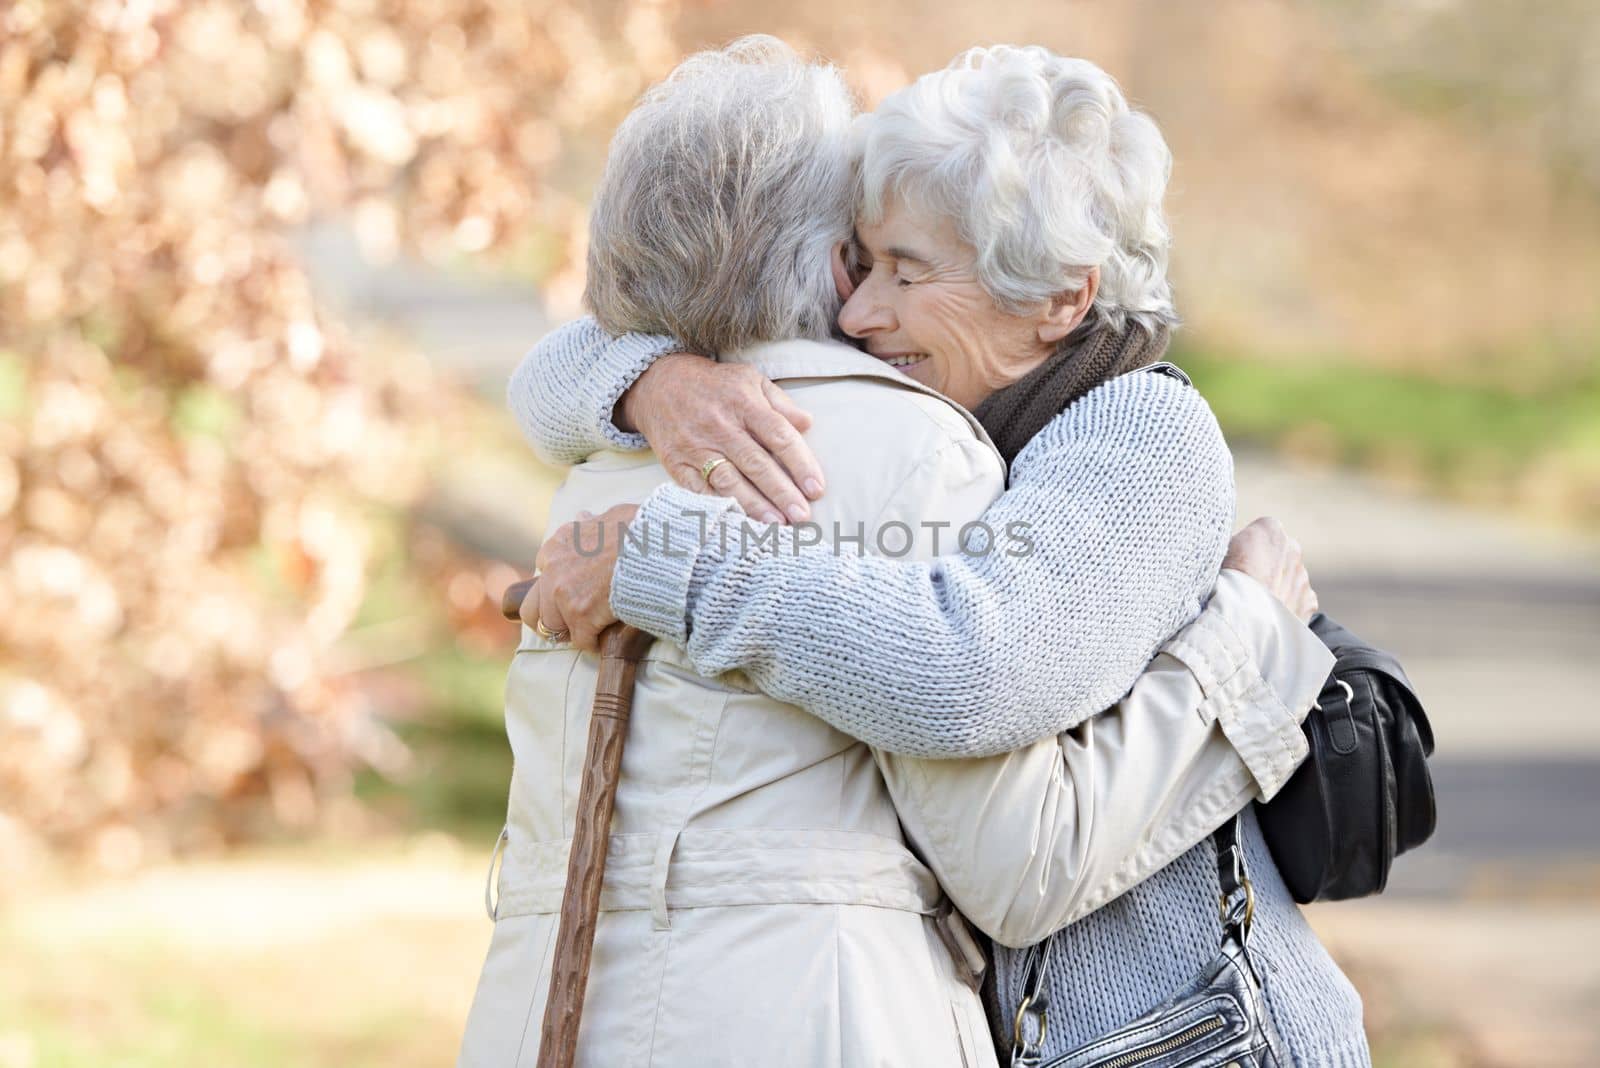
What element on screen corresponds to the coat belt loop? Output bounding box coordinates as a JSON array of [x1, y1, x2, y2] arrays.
[[484, 824, 509, 921], [649, 829, 681, 930]]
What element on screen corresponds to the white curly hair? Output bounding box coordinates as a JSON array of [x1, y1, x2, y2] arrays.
[[856, 46, 1178, 336]]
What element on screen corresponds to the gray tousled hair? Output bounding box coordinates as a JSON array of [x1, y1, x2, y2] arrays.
[[584, 36, 857, 355], [857, 46, 1179, 336]]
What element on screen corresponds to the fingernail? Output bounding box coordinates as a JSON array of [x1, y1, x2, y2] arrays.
[[759, 509, 783, 524], [785, 503, 809, 523], [803, 479, 823, 499]]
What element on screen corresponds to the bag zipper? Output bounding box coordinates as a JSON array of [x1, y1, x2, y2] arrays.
[[1095, 1014, 1224, 1068]]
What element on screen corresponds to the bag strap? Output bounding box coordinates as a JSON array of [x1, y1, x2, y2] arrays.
[[1214, 812, 1255, 945], [1009, 932, 1054, 1067], [1143, 361, 1192, 387], [1010, 813, 1250, 1066]]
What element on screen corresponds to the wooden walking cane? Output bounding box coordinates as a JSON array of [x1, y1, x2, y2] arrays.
[[502, 578, 654, 1068]]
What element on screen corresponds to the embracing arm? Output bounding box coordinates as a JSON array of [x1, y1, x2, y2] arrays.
[[878, 569, 1332, 947], [611, 370, 1235, 757], [505, 317, 674, 465]]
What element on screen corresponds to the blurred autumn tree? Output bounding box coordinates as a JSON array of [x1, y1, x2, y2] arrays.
[[0, 0, 678, 868]]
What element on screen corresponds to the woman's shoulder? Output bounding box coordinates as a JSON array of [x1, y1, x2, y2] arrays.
[[1061, 363, 1221, 445], [1078, 361, 1219, 425], [800, 376, 1006, 492], [1015, 365, 1229, 475]]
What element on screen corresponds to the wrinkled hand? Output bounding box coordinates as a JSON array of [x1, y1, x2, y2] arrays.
[[621, 353, 826, 525], [1222, 516, 1319, 622], [521, 503, 641, 652]]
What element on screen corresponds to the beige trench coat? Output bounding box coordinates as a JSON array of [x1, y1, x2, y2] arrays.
[[457, 339, 1331, 1067]]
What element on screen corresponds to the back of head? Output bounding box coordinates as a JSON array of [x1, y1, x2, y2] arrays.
[[585, 36, 857, 356]]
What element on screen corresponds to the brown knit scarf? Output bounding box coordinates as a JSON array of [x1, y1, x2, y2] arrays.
[[972, 322, 1171, 467]]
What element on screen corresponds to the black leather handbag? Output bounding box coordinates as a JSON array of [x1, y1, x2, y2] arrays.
[[1255, 612, 1437, 903]]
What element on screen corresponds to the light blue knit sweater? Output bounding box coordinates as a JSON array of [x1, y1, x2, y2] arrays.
[[508, 317, 1371, 1066]]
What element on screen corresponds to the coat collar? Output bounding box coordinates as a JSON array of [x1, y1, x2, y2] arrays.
[[720, 338, 998, 453]]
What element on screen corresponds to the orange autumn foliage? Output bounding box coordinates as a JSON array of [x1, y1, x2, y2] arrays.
[[0, 0, 678, 866]]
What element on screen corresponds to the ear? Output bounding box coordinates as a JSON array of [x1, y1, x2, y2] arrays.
[[830, 241, 857, 301], [1037, 267, 1100, 345]]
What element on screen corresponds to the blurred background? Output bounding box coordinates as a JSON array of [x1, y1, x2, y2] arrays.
[[2, 1, 1597, 1065]]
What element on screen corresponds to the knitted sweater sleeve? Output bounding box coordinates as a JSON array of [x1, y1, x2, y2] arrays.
[[610, 371, 1237, 758], [505, 316, 679, 465]]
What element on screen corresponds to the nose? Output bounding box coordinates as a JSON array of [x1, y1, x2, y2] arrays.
[[837, 272, 895, 338]]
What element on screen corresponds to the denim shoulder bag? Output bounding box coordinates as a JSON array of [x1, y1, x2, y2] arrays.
[[1010, 815, 1289, 1068]]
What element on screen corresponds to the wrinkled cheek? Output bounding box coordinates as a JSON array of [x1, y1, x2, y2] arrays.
[[942, 360, 972, 398], [936, 358, 989, 408], [936, 336, 989, 405]]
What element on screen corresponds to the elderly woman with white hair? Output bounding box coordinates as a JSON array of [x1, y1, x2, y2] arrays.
[[501, 39, 1370, 1068]]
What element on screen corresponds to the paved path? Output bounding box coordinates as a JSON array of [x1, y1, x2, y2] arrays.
[[1235, 453, 1600, 759], [1232, 453, 1600, 900]]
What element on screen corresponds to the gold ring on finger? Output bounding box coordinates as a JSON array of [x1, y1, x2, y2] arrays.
[[700, 455, 730, 486], [534, 619, 568, 643]]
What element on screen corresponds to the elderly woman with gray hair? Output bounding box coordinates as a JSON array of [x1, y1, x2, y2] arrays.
[[489, 38, 1370, 1068]]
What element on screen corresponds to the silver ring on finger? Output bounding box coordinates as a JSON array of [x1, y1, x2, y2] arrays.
[[700, 454, 730, 487]]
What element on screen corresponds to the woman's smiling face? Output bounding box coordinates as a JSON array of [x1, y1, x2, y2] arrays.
[[838, 197, 1069, 410]]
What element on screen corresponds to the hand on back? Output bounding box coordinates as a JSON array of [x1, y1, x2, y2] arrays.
[[623, 354, 827, 524], [1222, 517, 1318, 622], [522, 355, 830, 652]]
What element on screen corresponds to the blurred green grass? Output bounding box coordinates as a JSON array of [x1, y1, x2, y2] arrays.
[[0, 846, 488, 1068], [1179, 344, 1600, 518], [6, 980, 294, 1068], [355, 644, 515, 841]]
